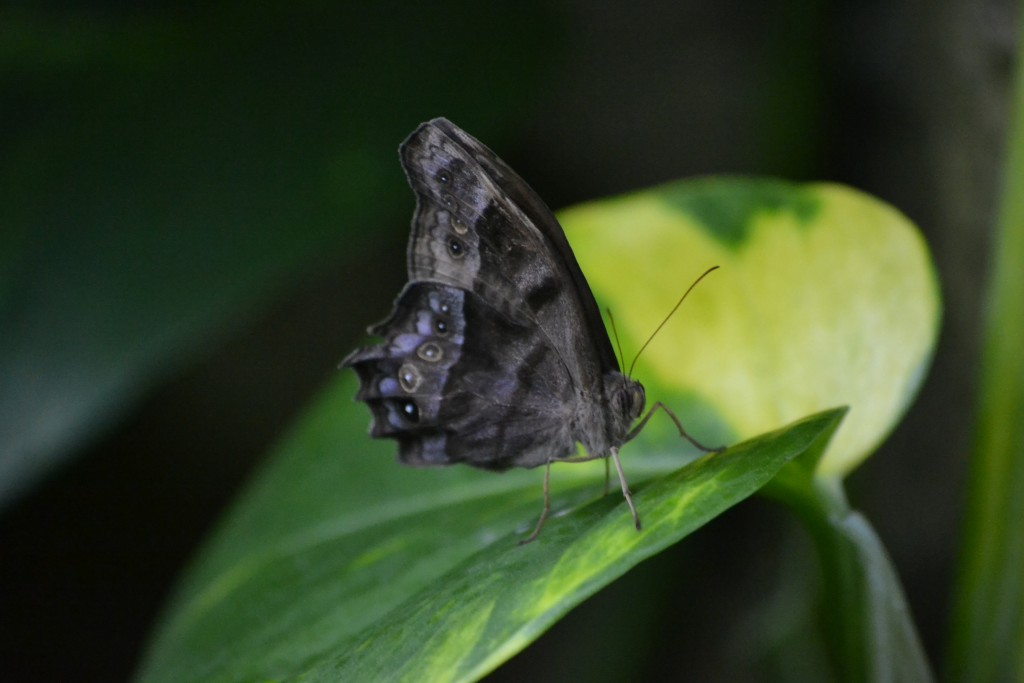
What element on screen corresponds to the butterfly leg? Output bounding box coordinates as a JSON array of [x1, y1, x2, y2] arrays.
[[556, 451, 642, 530], [610, 447, 641, 530], [603, 457, 611, 496], [519, 461, 553, 545], [628, 401, 725, 453]]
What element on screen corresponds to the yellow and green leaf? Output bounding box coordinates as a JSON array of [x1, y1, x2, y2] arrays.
[[565, 177, 940, 480]]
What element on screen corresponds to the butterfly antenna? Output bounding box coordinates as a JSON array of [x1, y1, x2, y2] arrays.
[[606, 307, 626, 372], [627, 265, 720, 378]]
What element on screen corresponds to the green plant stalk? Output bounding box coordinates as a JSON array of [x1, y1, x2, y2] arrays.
[[947, 11, 1024, 681], [770, 467, 934, 683]]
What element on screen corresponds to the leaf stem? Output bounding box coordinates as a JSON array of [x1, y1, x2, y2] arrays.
[[947, 8, 1024, 680]]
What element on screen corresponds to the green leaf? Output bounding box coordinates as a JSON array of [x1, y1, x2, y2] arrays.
[[562, 178, 940, 479], [0, 3, 560, 507], [135, 369, 845, 683]]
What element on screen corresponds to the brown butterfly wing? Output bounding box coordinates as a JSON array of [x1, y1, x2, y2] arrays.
[[400, 119, 618, 374], [343, 119, 639, 469]]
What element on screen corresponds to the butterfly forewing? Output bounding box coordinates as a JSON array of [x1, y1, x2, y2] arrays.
[[430, 120, 620, 374], [400, 121, 617, 380]]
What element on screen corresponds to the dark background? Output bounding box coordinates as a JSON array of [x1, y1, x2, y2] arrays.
[[1, 1, 1016, 680]]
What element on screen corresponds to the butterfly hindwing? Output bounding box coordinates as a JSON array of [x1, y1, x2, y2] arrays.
[[344, 281, 577, 469]]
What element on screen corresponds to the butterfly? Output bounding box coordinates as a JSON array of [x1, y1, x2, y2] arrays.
[[342, 118, 719, 542]]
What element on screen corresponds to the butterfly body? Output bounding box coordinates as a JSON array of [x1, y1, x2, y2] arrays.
[[343, 118, 712, 540], [344, 118, 645, 472]]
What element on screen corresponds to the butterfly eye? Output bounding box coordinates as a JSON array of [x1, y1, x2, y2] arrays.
[[631, 386, 646, 415], [447, 237, 466, 259], [450, 215, 469, 235], [437, 169, 452, 184], [434, 317, 449, 335], [441, 193, 457, 209]]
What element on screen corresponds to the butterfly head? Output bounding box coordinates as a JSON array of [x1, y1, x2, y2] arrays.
[[607, 371, 646, 437]]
